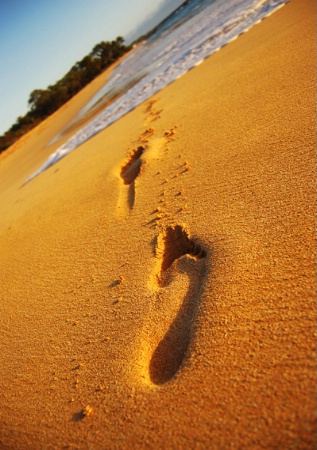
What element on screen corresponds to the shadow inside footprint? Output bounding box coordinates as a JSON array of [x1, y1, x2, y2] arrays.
[[159, 225, 206, 276], [120, 146, 144, 209], [149, 225, 207, 385]]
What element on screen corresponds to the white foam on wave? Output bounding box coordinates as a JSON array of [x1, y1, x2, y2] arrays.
[[24, 0, 287, 185]]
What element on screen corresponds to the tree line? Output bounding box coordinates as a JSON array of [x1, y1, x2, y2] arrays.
[[0, 37, 131, 153]]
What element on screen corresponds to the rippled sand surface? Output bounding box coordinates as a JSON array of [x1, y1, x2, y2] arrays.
[[0, 0, 315, 448]]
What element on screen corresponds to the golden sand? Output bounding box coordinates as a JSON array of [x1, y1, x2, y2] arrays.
[[0, 0, 315, 448]]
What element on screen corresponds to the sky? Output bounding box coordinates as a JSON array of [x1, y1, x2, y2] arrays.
[[0, 0, 184, 136]]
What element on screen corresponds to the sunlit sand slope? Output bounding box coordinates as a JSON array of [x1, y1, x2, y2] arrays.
[[0, 0, 315, 448]]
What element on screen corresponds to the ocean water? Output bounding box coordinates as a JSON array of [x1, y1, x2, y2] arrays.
[[25, 0, 287, 184]]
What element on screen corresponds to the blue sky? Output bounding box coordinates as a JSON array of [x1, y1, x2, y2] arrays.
[[0, 0, 184, 135]]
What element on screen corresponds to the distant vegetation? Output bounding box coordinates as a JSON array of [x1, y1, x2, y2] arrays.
[[0, 37, 131, 153]]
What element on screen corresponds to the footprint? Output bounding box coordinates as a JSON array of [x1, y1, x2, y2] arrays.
[[145, 225, 207, 385], [144, 99, 162, 123], [119, 146, 145, 211]]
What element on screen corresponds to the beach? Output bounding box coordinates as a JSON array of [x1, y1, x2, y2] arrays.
[[0, 0, 315, 448]]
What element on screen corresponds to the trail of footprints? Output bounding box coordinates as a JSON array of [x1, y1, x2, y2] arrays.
[[116, 101, 208, 385]]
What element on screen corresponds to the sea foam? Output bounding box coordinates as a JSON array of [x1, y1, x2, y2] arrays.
[[24, 0, 287, 184]]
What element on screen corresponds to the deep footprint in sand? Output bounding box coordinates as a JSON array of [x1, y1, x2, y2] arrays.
[[120, 146, 145, 210], [148, 225, 207, 385]]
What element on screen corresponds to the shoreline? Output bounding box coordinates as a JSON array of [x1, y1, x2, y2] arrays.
[[19, 0, 289, 187]]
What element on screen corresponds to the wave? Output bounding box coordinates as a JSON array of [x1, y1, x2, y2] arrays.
[[24, 0, 287, 185]]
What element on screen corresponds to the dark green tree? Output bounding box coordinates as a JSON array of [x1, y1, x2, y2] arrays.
[[0, 37, 131, 153]]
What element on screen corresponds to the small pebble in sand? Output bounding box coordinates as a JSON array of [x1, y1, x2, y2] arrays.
[[83, 405, 93, 417], [96, 385, 105, 392]]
